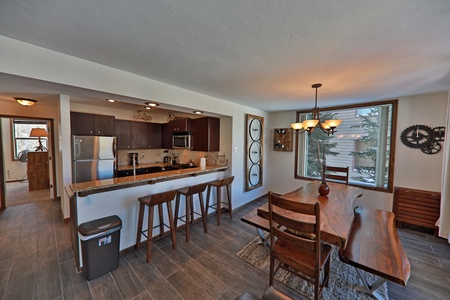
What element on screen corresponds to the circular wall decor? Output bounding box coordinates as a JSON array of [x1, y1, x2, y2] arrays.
[[245, 114, 264, 191], [400, 124, 434, 149]]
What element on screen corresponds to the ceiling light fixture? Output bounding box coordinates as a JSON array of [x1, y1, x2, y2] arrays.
[[291, 83, 342, 135], [145, 102, 159, 107], [193, 110, 203, 114], [106, 99, 116, 103], [145, 106, 151, 110], [15, 98, 37, 107]]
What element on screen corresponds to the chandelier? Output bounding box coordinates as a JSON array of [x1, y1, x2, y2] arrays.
[[291, 83, 342, 135]]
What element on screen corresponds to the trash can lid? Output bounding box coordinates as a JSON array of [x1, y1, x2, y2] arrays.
[[78, 215, 122, 237]]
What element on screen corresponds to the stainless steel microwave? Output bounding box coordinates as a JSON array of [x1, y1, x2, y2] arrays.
[[173, 132, 191, 149]]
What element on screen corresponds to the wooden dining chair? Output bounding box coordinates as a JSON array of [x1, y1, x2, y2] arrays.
[[324, 165, 349, 184], [268, 192, 332, 300]]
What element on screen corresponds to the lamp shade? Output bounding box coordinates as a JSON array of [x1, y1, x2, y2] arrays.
[[15, 98, 37, 106], [303, 119, 319, 129], [324, 119, 342, 128], [291, 122, 304, 130], [29, 128, 48, 137]]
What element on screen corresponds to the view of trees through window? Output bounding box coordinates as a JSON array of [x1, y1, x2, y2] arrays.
[[12, 119, 48, 159], [296, 100, 397, 191]]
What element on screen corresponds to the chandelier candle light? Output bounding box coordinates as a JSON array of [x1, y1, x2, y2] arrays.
[[291, 83, 342, 135]]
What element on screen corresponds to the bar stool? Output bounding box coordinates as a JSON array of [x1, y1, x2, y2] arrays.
[[206, 176, 234, 225], [174, 183, 208, 242], [136, 190, 177, 263]]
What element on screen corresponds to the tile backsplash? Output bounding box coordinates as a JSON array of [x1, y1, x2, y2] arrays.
[[118, 149, 220, 167]]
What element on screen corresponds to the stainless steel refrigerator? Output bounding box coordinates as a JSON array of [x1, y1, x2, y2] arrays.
[[72, 135, 117, 183]]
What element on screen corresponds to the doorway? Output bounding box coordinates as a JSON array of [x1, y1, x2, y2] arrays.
[[0, 116, 57, 208]]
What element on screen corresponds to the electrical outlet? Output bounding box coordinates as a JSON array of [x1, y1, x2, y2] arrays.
[[84, 197, 92, 205], [7, 170, 11, 179]]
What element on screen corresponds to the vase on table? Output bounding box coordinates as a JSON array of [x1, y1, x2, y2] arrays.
[[318, 164, 330, 196]]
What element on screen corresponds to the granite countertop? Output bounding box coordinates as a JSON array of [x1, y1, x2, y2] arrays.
[[67, 165, 228, 197]]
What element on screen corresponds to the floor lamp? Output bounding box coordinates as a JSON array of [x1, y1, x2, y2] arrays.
[[29, 128, 48, 151]]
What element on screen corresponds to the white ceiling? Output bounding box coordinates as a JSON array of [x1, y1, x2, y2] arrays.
[[0, 0, 450, 112]]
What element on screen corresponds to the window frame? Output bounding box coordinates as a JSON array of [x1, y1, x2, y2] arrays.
[[11, 118, 48, 160], [294, 99, 398, 193]]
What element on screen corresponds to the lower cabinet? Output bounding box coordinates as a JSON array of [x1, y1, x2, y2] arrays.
[[27, 152, 50, 191]]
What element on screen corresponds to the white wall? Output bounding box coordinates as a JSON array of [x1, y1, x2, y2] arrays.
[[267, 92, 449, 211]]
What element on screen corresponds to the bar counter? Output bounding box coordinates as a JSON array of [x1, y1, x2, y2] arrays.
[[66, 165, 228, 271]]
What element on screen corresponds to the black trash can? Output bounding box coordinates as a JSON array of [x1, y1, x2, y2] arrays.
[[78, 215, 122, 281]]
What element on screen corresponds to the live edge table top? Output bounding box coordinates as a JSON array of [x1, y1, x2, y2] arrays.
[[242, 181, 363, 248]]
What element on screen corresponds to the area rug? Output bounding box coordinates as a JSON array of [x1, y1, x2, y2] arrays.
[[237, 238, 388, 300]]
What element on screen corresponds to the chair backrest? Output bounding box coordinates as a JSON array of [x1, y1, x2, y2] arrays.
[[324, 165, 349, 184], [221, 176, 235, 186], [268, 192, 321, 269], [140, 190, 177, 206], [186, 183, 208, 195]]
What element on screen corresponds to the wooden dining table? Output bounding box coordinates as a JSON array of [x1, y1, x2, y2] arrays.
[[241, 181, 364, 247]]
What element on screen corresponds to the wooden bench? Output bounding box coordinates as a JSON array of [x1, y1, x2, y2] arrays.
[[338, 206, 411, 299]]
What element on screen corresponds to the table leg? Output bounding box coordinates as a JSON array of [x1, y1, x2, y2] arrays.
[[353, 267, 387, 300]]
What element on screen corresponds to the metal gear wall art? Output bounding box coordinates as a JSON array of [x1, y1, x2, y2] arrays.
[[400, 124, 445, 155]]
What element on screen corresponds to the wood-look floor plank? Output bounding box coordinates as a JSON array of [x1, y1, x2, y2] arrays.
[[59, 259, 92, 300], [88, 274, 122, 300], [34, 246, 62, 300], [197, 252, 265, 297], [0, 258, 13, 292], [110, 256, 146, 300], [166, 269, 214, 300], [3, 273, 35, 300], [131, 291, 153, 300], [146, 246, 180, 278], [129, 257, 183, 300]]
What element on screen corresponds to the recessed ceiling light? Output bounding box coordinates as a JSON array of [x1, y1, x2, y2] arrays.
[[193, 110, 203, 114], [145, 102, 159, 107], [106, 99, 116, 103], [145, 106, 152, 110]]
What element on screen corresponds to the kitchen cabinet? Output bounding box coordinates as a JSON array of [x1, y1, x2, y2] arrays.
[[169, 118, 191, 132], [191, 117, 220, 151], [130, 121, 148, 149], [115, 120, 163, 150], [71, 112, 115, 136], [27, 152, 50, 191], [147, 123, 162, 149], [161, 123, 173, 149], [115, 120, 131, 150]]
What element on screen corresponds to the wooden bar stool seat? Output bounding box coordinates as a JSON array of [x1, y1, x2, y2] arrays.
[[136, 190, 177, 263], [206, 176, 234, 225], [174, 183, 208, 242]]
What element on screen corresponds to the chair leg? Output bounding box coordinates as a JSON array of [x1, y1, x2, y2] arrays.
[[146, 205, 155, 263], [226, 184, 232, 219], [269, 254, 275, 286], [135, 202, 145, 250], [158, 203, 164, 237], [185, 195, 190, 242], [206, 184, 212, 214], [174, 193, 181, 228], [198, 192, 208, 233], [166, 201, 177, 249], [216, 186, 221, 225]]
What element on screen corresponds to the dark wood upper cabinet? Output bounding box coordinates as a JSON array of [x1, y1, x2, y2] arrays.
[[169, 118, 191, 132], [161, 123, 173, 149], [115, 120, 163, 150], [147, 123, 162, 149], [130, 121, 148, 150], [191, 117, 220, 151], [71, 112, 115, 136], [115, 120, 131, 150]]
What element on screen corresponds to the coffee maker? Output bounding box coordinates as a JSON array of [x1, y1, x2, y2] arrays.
[[163, 150, 171, 164], [129, 153, 139, 165]]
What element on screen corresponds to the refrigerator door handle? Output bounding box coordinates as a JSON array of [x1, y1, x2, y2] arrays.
[[112, 138, 117, 158], [74, 140, 81, 159]]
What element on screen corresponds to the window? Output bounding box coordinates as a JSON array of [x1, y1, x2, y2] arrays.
[[12, 119, 48, 159], [295, 100, 397, 192]]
